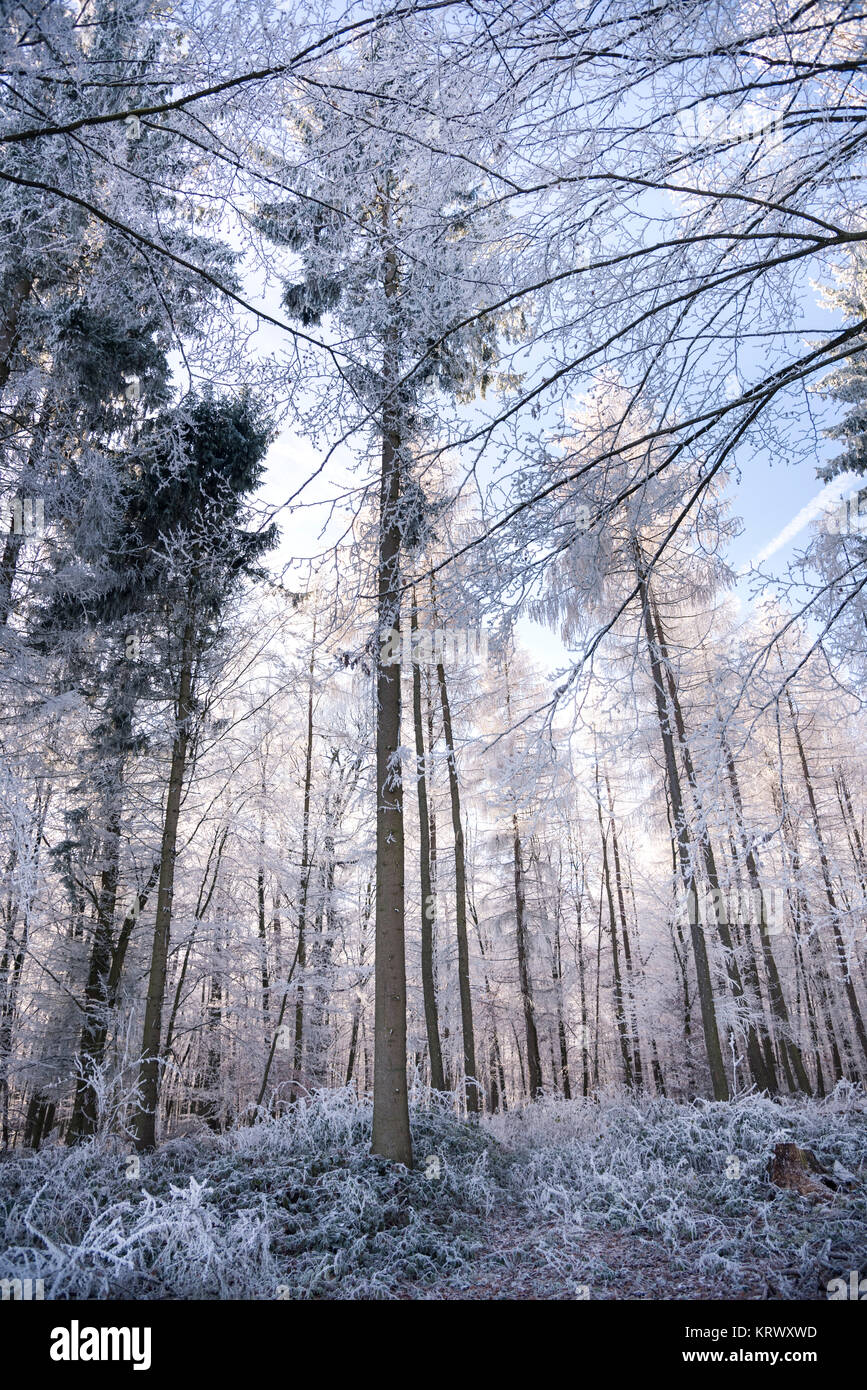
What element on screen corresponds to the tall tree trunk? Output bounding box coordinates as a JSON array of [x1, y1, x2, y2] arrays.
[[163, 826, 226, 1067], [722, 737, 811, 1093], [197, 944, 223, 1132], [0, 896, 27, 1151], [68, 698, 138, 1143], [293, 620, 318, 1100], [254, 939, 301, 1111], [632, 542, 728, 1099], [593, 878, 603, 1089], [777, 794, 846, 1084], [257, 826, 271, 1057], [512, 811, 543, 1096], [0, 273, 32, 393], [0, 392, 51, 626], [426, 673, 441, 1007], [725, 833, 784, 1087], [345, 875, 373, 1090], [434, 641, 478, 1114], [411, 595, 445, 1091], [371, 229, 412, 1166], [468, 878, 507, 1112], [570, 856, 591, 1097], [836, 769, 867, 896], [308, 766, 344, 1088], [604, 774, 643, 1088], [595, 762, 633, 1088], [67, 806, 122, 1143], [551, 874, 572, 1098], [23, 1092, 55, 1150], [3, 792, 52, 1149], [646, 588, 772, 1092], [133, 615, 195, 1151], [787, 692, 867, 1070], [510, 1018, 528, 1097], [793, 928, 826, 1097]]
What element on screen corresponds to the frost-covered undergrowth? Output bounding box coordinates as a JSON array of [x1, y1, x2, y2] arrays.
[[1, 1086, 865, 1299], [0, 1090, 505, 1299], [484, 1085, 867, 1298]]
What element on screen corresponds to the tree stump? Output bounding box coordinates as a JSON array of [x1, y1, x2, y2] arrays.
[[767, 1143, 833, 1199]]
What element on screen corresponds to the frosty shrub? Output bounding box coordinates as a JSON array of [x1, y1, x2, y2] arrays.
[[483, 1085, 867, 1298], [0, 1089, 505, 1300], [1, 1087, 864, 1299]]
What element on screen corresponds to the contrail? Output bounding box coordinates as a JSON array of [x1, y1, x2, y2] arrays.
[[741, 473, 860, 573]]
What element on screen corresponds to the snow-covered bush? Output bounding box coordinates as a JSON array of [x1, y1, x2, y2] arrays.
[[1, 1087, 864, 1299], [0, 1089, 504, 1300], [483, 1085, 867, 1298]]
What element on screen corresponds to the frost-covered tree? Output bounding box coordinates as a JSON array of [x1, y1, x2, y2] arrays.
[[253, 18, 516, 1162]]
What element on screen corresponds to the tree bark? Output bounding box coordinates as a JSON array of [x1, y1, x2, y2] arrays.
[[133, 614, 195, 1151], [0, 273, 32, 393], [551, 876, 572, 1099], [604, 774, 643, 1088], [293, 620, 317, 1100], [512, 811, 543, 1096], [370, 227, 412, 1166], [66, 803, 122, 1143], [595, 761, 633, 1088], [410, 595, 445, 1091], [434, 642, 478, 1114]]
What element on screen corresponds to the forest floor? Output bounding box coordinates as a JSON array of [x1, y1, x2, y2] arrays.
[[396, 1214, 769, 1299], [1, 1087, 865, 1300]]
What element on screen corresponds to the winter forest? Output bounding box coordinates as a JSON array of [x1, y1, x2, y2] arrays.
[[1, 0, 867, 1308]]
